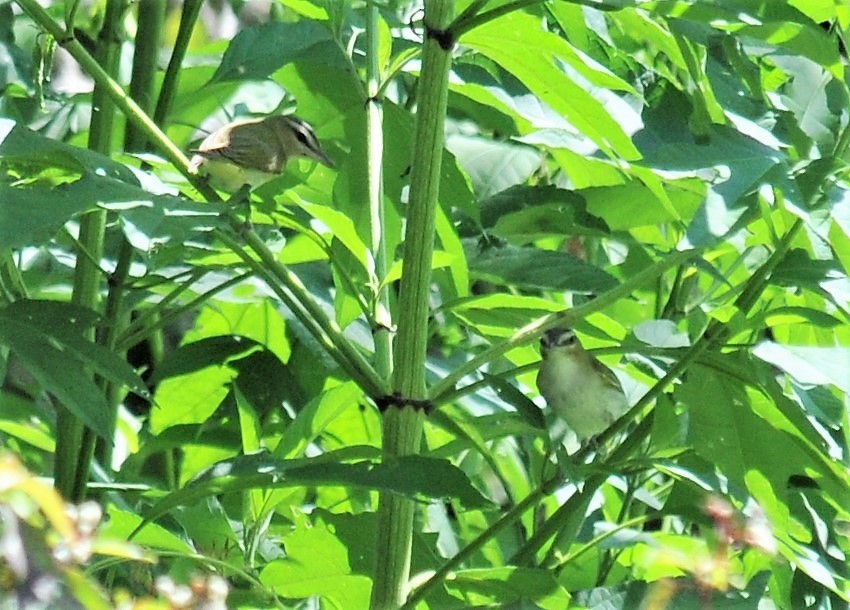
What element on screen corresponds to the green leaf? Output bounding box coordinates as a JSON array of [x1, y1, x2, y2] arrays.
[[208, 21, 338, 84], [259, 516, 372, 608], [449, 293, 562, 333], [477, 184, 607, 238], [279, 0, 329, 20], [0, 175, 223, 251], [297, 200, 371, 274], [104, 508, 194, 553], [151, 335, 264, 384], [753, 342, 850, 393], [467, 243, 618, 292], [583, 178, 704, 230], [637, 91, 785, 208], [463, 12, 640, 160], [446, 135, 540, 199], [0, 118, 137, 183], [140, 450, 493, 527], [436, 204, 470, 299], [149, 365, 235, 434], [680, 360, 847, 513], [444, 567, 569, 608], [482, 372, 546, 431], [770, 248, 841, 290], [275, 382, 366, 459], [0, 5, 32, 89], [0, 300, 147, 440]]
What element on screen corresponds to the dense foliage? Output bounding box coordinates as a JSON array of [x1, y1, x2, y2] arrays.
[[1, 1, 848, 608]]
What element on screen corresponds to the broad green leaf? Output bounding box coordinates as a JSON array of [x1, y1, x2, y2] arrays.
[[192, 301, 293, 361], [463, 12, 641, 160], [297, 199, 372, 275], [583, 178, 704, 230], [753, 342, 850, 393], [275, 382, 366, 459], [259, 508, 447, 607], [0, 300, 147, 440], [106, 508, 194, 553], [0, 181, 99, 249], [467, 243, 618, 293], [173, 496, 245, 563], [638, 92, 784, 207], [680, 361, 847, 512], [447, 134, 541, 199], [0, 4, 30, 88], [477, 184, 608, 239], [150, 365, 234, 434], [615, 8, 687, 70], [0, 177, 221, 251], [449, 293, 563, 333], [260, 519, 372, 608], [0, 118, 137, 183], [208, 21, 339, 84], [762, 306, 843, 329], [140, 450, 493, 527], [0, 391, 55, 451], [444, 566, 569, 608], [436, 203, 470, 299], [770, 248, 841, 290], [151, 335, 265, 384], [279, 0, 329, 20]]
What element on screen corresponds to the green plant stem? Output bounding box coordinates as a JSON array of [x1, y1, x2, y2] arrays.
[[370, 2, 454, 608], [0, 250, 28, 302], [450, 0, 542, 37], [93, 0, 167, 473], [366, 0, 393, 380], [153, 0, 203, 128], [125, 0, 165, 153], [94, 224, 135, 471], [116, 270, 246, 352], [217, 229, 387, 399]]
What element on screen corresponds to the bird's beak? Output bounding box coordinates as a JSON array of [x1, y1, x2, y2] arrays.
[[312, 148, 335, 169]]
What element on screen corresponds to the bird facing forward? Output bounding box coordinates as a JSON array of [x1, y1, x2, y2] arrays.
[[536, 327, 628, 443]]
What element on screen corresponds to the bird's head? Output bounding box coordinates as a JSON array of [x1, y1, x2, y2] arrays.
[[271, 116, 335, 169], [540, 327, 581, 358]]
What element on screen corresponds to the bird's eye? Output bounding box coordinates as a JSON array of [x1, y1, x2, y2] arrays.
[[295, 130, 310, 145]]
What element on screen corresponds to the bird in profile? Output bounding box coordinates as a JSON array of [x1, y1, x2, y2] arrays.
[[189, 115, 334, 192], [536, 326, 628, 444]]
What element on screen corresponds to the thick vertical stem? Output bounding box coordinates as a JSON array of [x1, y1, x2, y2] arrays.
[[56, 0, 129, 502], [125, 0, 166, 152], [95, 0, 168, 471], [153, 0, 203, 128], [370, 2, 454, 608]]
